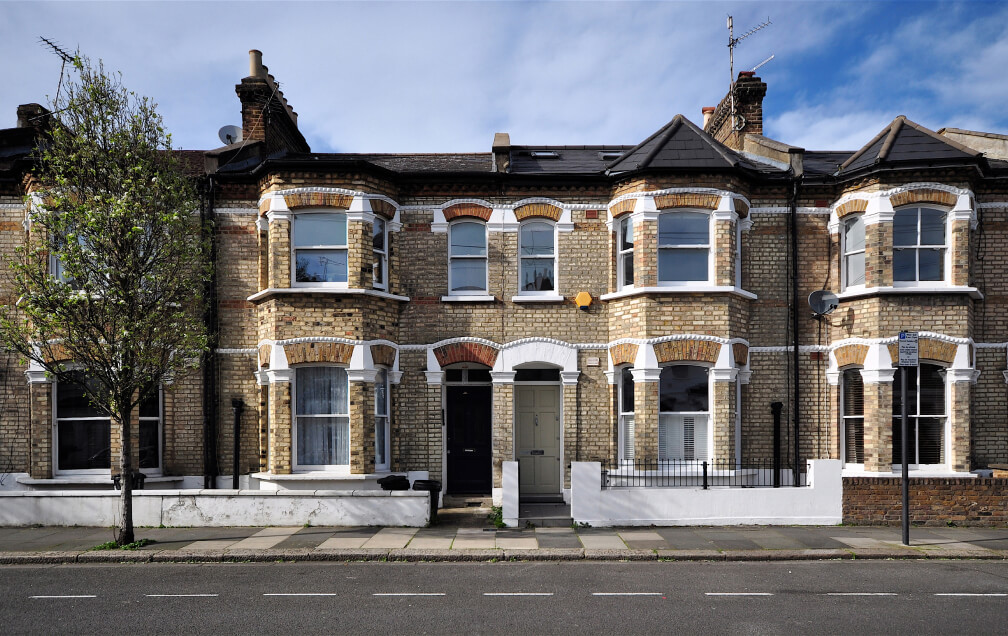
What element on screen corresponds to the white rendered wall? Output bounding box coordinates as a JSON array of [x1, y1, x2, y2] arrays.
[[0, 490, 430, 527], [572, 460, 842, 526]]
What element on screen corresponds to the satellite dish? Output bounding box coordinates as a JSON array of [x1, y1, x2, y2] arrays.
[[808, 290, 839, 316], [218, 125, 243, 145]]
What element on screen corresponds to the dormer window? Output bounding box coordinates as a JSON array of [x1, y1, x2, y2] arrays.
[[893, 206, 946, 283]]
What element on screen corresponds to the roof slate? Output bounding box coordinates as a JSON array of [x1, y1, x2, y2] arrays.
[[839, 116, 980, 174]]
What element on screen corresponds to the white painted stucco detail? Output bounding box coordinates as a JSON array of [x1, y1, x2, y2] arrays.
[[501, 461, 519, 528], [571, 460, 842, 526]]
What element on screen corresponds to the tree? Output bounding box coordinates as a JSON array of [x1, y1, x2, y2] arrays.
[[0, 54, 210, 544]]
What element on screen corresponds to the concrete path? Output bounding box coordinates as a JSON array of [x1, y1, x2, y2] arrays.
[[0, 519, 1005, 564]]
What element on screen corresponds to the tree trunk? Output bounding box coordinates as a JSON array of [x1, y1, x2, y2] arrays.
[[117, 408, 134, 546]]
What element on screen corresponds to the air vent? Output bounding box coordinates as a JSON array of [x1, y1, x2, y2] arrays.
[[527, 150, 560, 158], [599, 151, 623, 161]]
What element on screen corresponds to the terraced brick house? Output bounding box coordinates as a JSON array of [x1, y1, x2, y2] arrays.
[[1, 51, 1006, 519]]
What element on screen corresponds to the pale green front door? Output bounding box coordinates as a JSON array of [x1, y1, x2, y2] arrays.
[[515, 385, 561, 497]]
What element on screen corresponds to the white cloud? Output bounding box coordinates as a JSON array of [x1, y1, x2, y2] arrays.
[[766, 107, 891, 151]]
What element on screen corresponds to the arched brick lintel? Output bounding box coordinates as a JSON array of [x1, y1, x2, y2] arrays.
[[285, 341, 354, 366], [885, 338, 957, 365], [889, 189, 957, 209], [433, 342, 498, 368], [514, 203, 562, 222], [609, 343, 638, 366], [443, 203, 493, 222], [284, 192, 354, 210], [654, 339, 721, 364]]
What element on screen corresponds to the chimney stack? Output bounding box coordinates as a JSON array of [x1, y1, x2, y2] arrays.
[[235, 50, 310, 153], [492, 132, 511, 173], [702, 72, 768, 151]]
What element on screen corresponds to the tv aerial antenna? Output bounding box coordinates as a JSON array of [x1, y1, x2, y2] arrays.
[[727, 15, 771, 132], [38, 36, 76, 107]]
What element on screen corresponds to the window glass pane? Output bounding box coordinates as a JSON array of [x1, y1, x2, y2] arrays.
[[57, 373, 104, 419], [57, 420, 110, 470], [917, 418, 944, 464], [919, 364, 945, 415], [844, 216, 865, 253], [620, 367, 634, 414], [373, 255, 385, 287], [659, 212, 708, 246], [296, 367, 348, 415], [892, 249, 915, 282], [620, 217, 633, 250], [520, 259, 554, 291], [139, 418, 159, 469], [513, 368, 560, 382], [842, 369, 864, 416], [468, 369, 492, 383], [294, 213, 346, 247], [450, 259, 487, 292], [520, 222, 554, 256], [445, 369, 464, 383], [845, 417, 865, 463], [920, 208, 945, 245], [918, 249, 943, 281], [621, 253, 634, 286], [296, 250, 348, 283], [893, 209, 917, 247], [658, 249, 708, 282], [891, 418, 917, 464], [375, 369, 388, 417], [846, 251, 865, 287], [450, 222, 486, 256], [375, 416, 387, 466], [892, 366, 919, 415], [659, 365, 709, 412], [372, 217, 386, 250], [139, 386, 159, 418], [297, 416, 349, 465]]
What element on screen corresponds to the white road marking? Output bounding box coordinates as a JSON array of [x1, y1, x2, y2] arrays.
[[592, 592, 664, 596], [826, 592, 897, 596], [31, 595, 97, 599], [705, 592, 774, 596], [264, 593, 340, 597], [146, 594, 219, 598], [373, 593, 445, 597], [934, 593, 1007, 597], [484, 592, 554, 596]]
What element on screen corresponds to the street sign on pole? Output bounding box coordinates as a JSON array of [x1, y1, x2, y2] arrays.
[[898, 331, 917, 546], [898, 331, 918, 367]]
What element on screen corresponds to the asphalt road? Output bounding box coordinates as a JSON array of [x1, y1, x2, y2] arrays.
[[2, 560, 1007, 634]]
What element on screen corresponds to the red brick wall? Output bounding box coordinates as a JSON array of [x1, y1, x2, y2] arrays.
[[843, 477, 1008, 526]]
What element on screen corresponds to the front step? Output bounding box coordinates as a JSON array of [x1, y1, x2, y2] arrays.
[[442, 495, 492, 510], [518, 502, 572, 528]]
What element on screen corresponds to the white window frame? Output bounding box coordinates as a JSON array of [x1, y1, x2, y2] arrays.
[[657, 364, 712, 462], [840, 367, 864, 468], [617, 216, 634, 290], [448, 220, 488, 295], [374, 367, 390, 472], [292, 365, 351, 473], [291, 210, 349, 287], [891, 363, 949, 470], [657, 210, 713, 286], [517, 220, 558, 296], [372, 216, 388, 291], [617, 366, 635, 462], [892, 206, 948, 286], [841, 214, 866, 291]]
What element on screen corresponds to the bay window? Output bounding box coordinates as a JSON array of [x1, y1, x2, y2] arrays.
[[372, 216, 387, 290], [891, 363, 946, 466], [841, 368, 864, 464], [658, 365, 709, 460], [893, 206, 946, 283], [375, 367, 390, 471], [618, 216, 634, 289], [842, 215, 866, 288], [658, 211, 709, 283], [294, 366, 349, 469], [618, 366, 635, 461], [293, 212, 348, 284]]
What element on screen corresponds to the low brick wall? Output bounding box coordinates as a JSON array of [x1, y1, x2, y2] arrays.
[[843, 477, 1008, 526]]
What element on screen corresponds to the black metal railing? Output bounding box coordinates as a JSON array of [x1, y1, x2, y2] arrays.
[[600, 459, 802, 489]]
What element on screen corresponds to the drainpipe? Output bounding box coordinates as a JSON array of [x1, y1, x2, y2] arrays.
[[232, 398, 244, 489], [201, 177, 219, 489], [789, 149, 804, 486]]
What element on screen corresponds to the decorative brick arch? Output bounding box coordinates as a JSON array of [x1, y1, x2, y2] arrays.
[[609, 343, 638, 366], [443, 203, 493, 222], [889, 188, 957, 209], [283, 192, 354, 210], [514, 202, 562, 222], [608, 199, 635, 218], [285, 341, 354, 365], [41, 343, 72, 365], [654, 339, 721, 364], [732, 343, 749, 366], [370, 344, 397, 367], [433, 342, 498, 368], [733, 200, 750, 218], [836, 199, 869, 218], [258, 344, 272, 369], [833, 344, 869, 368], [886, 337, 957, 365], [369, 200, 396, 219], [653, 193, 720, 211]]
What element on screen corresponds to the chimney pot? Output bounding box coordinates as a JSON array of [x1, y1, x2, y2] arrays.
[[702, 106, 716, 128], [739, 70, 755, 79], [249, 50, 265, 78]]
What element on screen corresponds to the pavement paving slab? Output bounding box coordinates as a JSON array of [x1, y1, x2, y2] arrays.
[[579, 534, 626, 550], [229, 526, 301, 550], [695, 530, 761, 551], [655, 527, 718, 550], [771, 527, 848, 550], [747, 529, 806, 550], [496, 536, 538, 550], [452, 528, 498, 550], [407, 535, 454, 549], [534, 531, 583, 549]]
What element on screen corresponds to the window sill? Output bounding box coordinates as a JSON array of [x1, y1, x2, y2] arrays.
[[837, 285, 983, 301], [441, 294, 496, 303], [600, 286, 757, 301], [511, 294, 565, 303], [248, 287, 410, 303]]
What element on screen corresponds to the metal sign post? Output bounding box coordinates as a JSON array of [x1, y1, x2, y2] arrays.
[[897, 331, 918, 546]]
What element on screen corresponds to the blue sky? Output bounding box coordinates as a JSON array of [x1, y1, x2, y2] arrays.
[[2, 1, 1006, 153]]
